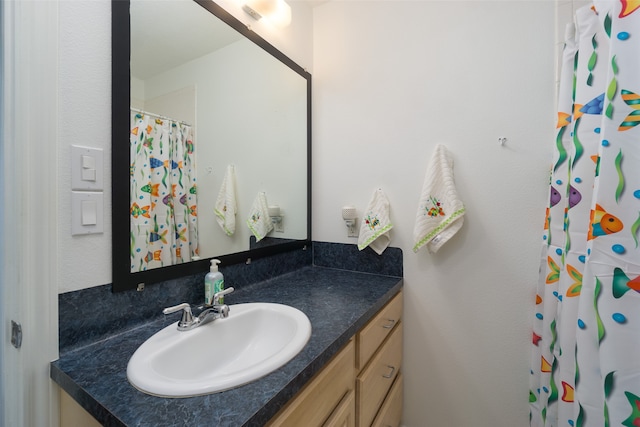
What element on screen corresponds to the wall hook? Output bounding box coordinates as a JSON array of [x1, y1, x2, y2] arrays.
[[498, 137, 507, 146]]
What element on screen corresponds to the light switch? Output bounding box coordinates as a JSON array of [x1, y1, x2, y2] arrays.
[[82, 168, 96, 181], [81, 155, 97, 181], [71, 145, 103, 191], [72, 191, 104, 235], [81, 200, 98, 225], [82, 155, 95, 169]]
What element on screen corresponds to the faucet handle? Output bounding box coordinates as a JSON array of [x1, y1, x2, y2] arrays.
[[162, 302, 191, 315], [213, 287, 235, 306], [162, 303, 194, 328]]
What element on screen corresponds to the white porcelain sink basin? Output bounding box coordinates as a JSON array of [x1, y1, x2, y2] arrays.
[[127, 303, 312, 397]]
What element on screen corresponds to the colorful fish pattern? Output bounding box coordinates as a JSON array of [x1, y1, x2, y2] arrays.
[[144, 250, 162, 263], [130, 203, 150, 219], [129, 110, 198, 272], [557, 112, 572, 128], [619, 89, 640, 131], [561, 382, 575, 403], [588, 204, 624, 240], [531, 5, 640, 427], [612, 268, 640, 298], [567, 185, 582, 208], [620, 0, 640, 18], [550, 186, 562, 207], [149, 229, 168, 244], [579, 93, 605, 115], [149, 157, 165, 169]]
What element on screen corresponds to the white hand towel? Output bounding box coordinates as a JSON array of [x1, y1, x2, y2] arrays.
[[214, 165, 237, 236], [413, 144, 465, 253], [247, 192, 273, 242], [358, 188, 393, 255]]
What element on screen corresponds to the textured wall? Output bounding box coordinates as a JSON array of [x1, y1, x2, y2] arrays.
[[312, 2, 555, 425], [58, 0, 112, 292]]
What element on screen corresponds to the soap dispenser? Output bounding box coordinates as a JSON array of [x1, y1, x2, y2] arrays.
[[204, 259, 224, 306]]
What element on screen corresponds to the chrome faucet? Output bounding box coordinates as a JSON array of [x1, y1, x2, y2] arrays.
[[163, 287, 235, 331]]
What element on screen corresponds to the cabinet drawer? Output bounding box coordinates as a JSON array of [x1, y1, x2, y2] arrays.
[[323, 389, 355, 427], [267, 339, 355, 427], [357, 323, 402, 427], [357, 292, 402, 371], [371, 372, 403, 427]]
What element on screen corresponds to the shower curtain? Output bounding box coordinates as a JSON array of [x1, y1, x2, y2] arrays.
[[530, 3, 640, 426], [130, 110, 199, 272]]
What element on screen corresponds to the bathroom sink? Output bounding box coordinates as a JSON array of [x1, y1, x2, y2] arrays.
[[127, 303, 312, 397]]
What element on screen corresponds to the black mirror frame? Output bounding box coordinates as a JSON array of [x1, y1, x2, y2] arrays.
[[111, 0, 312, 292]]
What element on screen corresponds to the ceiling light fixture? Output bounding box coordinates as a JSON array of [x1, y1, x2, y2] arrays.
[[242, 0, 291, 28]]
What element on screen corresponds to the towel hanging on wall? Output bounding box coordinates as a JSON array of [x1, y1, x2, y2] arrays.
[[214, 164, 237, 236], [358, 188, 393, 255], [247, 192, 273, 242], [413, 144, 465, 253]]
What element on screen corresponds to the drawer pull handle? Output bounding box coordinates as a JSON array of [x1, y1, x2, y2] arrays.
[[382, 319, 396, 329], [382, 365, 396, 379]]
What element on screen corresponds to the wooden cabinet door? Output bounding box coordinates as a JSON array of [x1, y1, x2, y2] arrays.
[[267, 340, 355, 427], [371, 373, 403, 427], [357, 293, 403, 371], [324, 390, 355, 427], [357, 323, 402, 427]]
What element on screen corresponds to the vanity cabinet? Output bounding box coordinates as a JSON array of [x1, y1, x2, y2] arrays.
[[324, 390, 356, 427], [55, 277, 404, 427], [266, 339, 356, 427], [268, 291, 403, 427], [371, 373, 403, 427], [356, 291, 403, 427], [60, 389, 102, 427]]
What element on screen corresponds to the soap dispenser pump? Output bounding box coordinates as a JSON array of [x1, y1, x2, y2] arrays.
[[204, 259, 224, 306]]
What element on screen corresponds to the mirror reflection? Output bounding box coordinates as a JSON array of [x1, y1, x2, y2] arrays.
[[128, 0, 308, 273]]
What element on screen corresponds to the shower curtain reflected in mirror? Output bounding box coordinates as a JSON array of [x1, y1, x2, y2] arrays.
[[530, 3, 640, 426], [130, 110, 199, 272]]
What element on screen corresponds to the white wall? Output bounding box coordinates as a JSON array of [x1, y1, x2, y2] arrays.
[[313, 2, 555, 426], [58, 0, 112, 292]]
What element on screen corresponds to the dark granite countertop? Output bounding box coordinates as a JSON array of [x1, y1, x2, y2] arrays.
[[51, 265, 402, 426]]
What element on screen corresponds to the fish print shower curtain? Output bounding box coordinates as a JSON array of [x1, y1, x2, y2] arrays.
[[130, 111, 199, 272], [530, 2, 640, 426]]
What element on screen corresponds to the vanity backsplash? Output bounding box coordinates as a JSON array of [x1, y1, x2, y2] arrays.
[[58, 241, 402, 353]]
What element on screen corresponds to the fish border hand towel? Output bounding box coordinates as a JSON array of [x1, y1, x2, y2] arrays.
[[413, 144, 465, 253], [247, 192, 273, 242], [214, 165, 237, 236], [358, 188, 393, 255]]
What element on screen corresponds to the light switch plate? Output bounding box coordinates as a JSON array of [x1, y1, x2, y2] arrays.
[[81, 200, 98, 225], [72, 191, 104, 235], [71, 145, 104, 191]]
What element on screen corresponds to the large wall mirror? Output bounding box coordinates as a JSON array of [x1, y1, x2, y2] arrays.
[[112, 0, 311, 292]]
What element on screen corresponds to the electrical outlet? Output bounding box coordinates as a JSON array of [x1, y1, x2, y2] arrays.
[[274, 219, 284, 233], [347, 221, 358, 238]]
